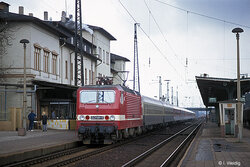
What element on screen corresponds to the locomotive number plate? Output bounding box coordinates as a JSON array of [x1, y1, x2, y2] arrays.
[[91, 116, 104, 120]]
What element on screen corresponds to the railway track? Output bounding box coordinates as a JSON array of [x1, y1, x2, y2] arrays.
[[5, 121, 200, 167], [122, 120, 203, 167], [4, 145, 88, 167], [5, 129, 156, 167], [42, 130, 166, 167]]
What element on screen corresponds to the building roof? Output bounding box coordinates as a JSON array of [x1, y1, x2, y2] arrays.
[[0, 11, 67, 38], [0, 1, 9, 6], [88, 25, 116, 40], [110, 53, 130, 63], [196, 76, 250, 107], [50, 21, 96, 47], [0, 10, 99, 61], [0, 1, 10, 11], [32, 79, 78, 90]]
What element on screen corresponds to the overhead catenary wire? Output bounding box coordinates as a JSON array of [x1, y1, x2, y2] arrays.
[[143, 0, 186, 67], [153, 0, 250, 29], [151, 0, 250, 79], [118, 0, 186, 82]]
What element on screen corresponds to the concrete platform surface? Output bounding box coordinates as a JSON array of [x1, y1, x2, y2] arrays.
[[180, 122, 250, 167], [0, 129, 79, 166]]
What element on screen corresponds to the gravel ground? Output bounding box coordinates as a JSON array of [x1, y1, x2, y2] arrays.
[[70, 122, 191, 167]]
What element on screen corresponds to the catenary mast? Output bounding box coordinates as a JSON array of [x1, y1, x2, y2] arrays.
[[133, 23, 140, 93], [74, 0, 84, 86]]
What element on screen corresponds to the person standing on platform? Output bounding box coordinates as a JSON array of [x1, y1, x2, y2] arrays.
[[52, 110, 56, 119], [28, 110, 36, 131], [42, 112, 48, 132]]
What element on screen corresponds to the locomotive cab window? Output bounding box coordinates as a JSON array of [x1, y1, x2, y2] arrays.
[[80, 90, 115, 104]]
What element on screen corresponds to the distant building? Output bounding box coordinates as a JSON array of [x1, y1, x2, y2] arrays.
[[110, 53, 130, 85], [0, 2, 129, 130]]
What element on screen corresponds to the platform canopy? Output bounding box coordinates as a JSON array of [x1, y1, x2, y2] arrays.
[[196, 76, 250, 107]]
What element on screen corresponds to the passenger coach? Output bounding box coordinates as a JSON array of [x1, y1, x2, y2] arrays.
[[77, 85, 195, 144]]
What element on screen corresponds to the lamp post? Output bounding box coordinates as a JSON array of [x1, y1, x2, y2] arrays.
[[20, 39, 29, 133], [232, 27, 243, 142]]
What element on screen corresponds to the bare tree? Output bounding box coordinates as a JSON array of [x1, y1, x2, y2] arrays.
[[0, 22, 17, 82], [0, 22, 16, 55]]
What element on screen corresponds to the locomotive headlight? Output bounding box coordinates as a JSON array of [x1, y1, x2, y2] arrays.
[[78, 115, 85, 120], [110, 115, 115, 121]]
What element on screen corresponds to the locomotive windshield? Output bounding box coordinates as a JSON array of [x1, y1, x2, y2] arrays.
[[80, 90, 115, 104]]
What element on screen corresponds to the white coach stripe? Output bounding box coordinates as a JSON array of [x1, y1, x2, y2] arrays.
[[77, 115, 143, 121]]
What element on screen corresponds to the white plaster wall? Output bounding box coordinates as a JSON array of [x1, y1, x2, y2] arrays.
[[0, 20, 101, 117], [1, 21, 98, 87], [112, 60, 127, 85], [114, 60, 125, 71], [59, 46, 67, 84], [30, 23, 61, 83], [82, 30, 93, 44], [1, 22, 32, 75], [93, 31, 111, 78]]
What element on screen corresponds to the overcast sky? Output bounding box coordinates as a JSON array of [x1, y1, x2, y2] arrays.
[[4, 0, 250, 107]]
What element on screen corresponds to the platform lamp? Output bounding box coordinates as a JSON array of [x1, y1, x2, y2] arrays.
[[20, 39, 29, 133], [232, 27, 243, 142]]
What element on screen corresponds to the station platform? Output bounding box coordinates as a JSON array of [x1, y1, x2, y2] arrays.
[[0, 129, 80, 166], [180, 121, 250, 167]]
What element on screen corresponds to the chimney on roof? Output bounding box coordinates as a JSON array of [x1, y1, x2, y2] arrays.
[[0, 2, 10, 12], [44, 11, 48, 21], [69, 14, 73, 20], [29, 13, 33, 17], [19, 6, 24, 15], [61, 11, 66, 22]]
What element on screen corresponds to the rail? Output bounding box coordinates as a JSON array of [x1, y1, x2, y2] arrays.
[[160, 121, 202, 167], [122, 120, 203, 167]]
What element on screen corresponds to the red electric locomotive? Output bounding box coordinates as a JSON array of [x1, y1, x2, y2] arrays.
[[77, 85, 143, 144]]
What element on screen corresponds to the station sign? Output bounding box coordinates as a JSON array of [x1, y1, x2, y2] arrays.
[[208, 97, 217, 103]]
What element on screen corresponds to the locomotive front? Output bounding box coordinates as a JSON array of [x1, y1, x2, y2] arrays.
[[76, 86, 121, 144]]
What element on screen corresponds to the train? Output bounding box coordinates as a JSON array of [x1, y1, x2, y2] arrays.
[[76, 85, 195, 144]]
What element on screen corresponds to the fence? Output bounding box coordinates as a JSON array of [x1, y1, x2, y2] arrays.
[[0, 111, 10, 121], [0, 108, 22, 131], [0, 87, 23, 130]]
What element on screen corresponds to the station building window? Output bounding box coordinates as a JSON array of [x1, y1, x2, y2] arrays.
[[106, 52, 109, 65], [89, 69, 92, 85], [43, 49, 50, 73], [65, 60, 68, 79], [40, 101, 76, 120], [103, 49, 105, 64], [52, 52, 58, 75], [70, 63, 73, 81], [85, 68, 87, 85], [34, 46, 41, 71], [98, 47, 102, 59]]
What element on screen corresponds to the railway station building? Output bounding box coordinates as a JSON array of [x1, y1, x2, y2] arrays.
[[0, 2, 130, 130]]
